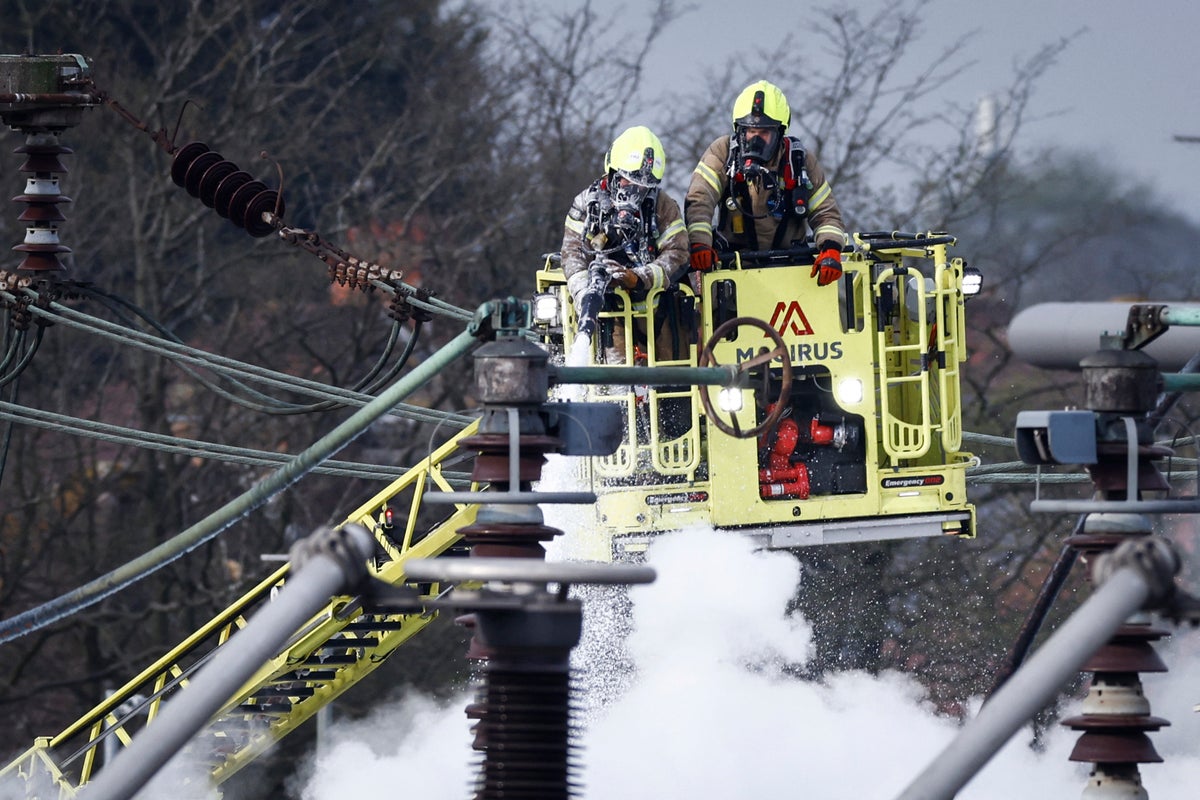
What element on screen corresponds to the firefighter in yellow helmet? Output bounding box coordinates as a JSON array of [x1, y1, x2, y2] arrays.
[[560, 125, 690, 362], [685, 80, 847, 285]]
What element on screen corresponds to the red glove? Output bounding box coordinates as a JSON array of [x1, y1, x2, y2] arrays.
[[812, 247, 842, 286], [690, 242, 718, 271]]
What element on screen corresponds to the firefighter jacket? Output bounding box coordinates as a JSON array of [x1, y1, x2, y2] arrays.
[[685, 134, 846, 253], [560, 181, 689, 302]]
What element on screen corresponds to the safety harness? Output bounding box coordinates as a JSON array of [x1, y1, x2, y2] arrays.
[[721, 135, 813, 250], [578, 179, 692, 359], [581, 177, 661, 269]]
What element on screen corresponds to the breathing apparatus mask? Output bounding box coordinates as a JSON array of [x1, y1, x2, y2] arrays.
[[607, 165, 656, 243], [582, 177, 648, 261], [736, 124, 782, 164], [734, 123, 783, 187], [610, 168, 655, 210]]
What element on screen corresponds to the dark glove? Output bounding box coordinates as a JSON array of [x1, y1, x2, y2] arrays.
[[811, 247, 842, 286], [690, 242, 719, 271], [608, 268, 640, 290]]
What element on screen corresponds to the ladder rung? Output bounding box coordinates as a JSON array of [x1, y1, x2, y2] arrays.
[[254, 686, 316, 699], [301, 653, 358, 666], [343, 619, 406, 632], [235, 702, 292, 715], [316, 636, 379, 650], [271, 669, 337, 682]]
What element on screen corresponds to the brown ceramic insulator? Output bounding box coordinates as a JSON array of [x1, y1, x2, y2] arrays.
[[1094, 442, 1174, 460], [1085, 462, 1172, 494], [183, 151, 223, 198], [473, 668, 576, 799], [16, 202, 66, 223], [1083, 442, 1173, 494], [1064, 605, 1171, 779], [456, 522, 563, 556], [11, 190, 71, 207], [212, 171, 252, 218], [1063, 713, 1170, 735], [13, 249, 67, 272], [225, 180, 267, 229], [1065, 727, 1167, 764], [462, 433, 560, 452], [239, 188, 282, 237], [170, 142, 211, 188], [461, 434, 560, 485], [15, 142, 73, 174], [469, 542, 556, 561], [464, 700, 488, 723], [12, 225, 71, 272], [169, 142, 284, 236], [470, 720, 488, 752], [467, 680, 490, 751], [1079, 629, 1169, 674], [471, 453, 549, 485], [12, 139, 73, 273], [12, 241, 70, 257], [196, 160, 238, 208]]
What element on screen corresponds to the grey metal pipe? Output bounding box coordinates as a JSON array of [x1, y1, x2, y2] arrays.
[[1160, 305, 1200, 327], [551, 364, 741, 387], [1161, 373, 1200, 391], [893, 566, 1152, 800], [78, 525, 374, 800]]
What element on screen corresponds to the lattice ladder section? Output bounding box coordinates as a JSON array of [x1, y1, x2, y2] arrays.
[[875, 266, 934, 461], [933, 256, 966, 455], [646, 285, 701, 477], [591, 285, 702, 479], [0, 420, 482, 796], [647, 386, 701, 476]]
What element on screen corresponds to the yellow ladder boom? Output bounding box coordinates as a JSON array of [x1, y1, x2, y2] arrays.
[[0, 420, 481, 795]]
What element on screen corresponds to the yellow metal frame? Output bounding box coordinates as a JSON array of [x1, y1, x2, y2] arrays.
[[536, 237, 976, 557], [874, 241, 966, 463], [0, 420, 482, 796], [536, 265, 704, 484]]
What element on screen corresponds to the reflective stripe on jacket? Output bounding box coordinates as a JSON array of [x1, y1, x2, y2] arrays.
[[685, 134, 846, 251]]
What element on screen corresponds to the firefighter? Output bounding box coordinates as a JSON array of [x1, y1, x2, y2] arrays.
[[685, 80, 847, 286], [560, 125, 690, 362]]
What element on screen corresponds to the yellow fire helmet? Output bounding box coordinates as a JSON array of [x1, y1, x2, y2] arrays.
[[604, 125, 666, 186], [731, 80, 791, 131]]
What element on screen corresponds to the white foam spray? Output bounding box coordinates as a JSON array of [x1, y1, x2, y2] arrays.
[[296, 693, 473, 799], [567, 332, 593, 369], [299, 457, 1200, 799]]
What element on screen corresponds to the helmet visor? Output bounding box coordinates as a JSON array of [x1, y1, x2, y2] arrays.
[[736, 124, 783, 164], [611, 170, 655, 209]]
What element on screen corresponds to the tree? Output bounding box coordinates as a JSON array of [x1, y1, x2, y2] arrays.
[[0, 0, 507, 758], [0, 0, 693, 773]]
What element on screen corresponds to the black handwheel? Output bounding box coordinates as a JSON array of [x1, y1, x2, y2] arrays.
[[698, 316, 792, 438]]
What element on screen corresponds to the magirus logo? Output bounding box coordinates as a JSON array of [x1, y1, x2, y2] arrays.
[[767, 300, 813, 336]]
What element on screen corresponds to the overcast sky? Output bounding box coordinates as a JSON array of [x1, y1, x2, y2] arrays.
[[548, 0, 1200, 222]]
